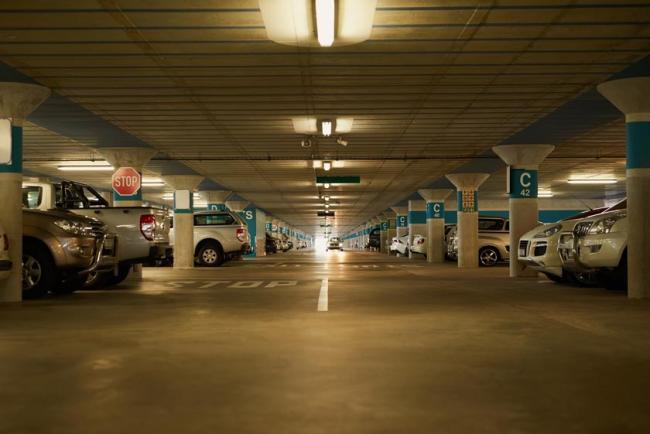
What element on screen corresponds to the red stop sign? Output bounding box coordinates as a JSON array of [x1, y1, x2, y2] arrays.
[[112, 167, 141, 196]]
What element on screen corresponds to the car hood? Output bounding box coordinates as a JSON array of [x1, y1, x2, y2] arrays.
[[24, 208, 101, 225]]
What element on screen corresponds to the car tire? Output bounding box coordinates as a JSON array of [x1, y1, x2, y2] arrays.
[[196, 241, 224, 267], [104, 263, 133, 286], [565, 270, 596, 287], [543, 272, 565, 284], [601, 251, 627, 292], [22, 241, 57, 299], [479, 246, 500, 267]]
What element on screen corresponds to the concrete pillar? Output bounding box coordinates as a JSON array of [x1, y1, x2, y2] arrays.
[[418, 189, 453, 263], [165, 175, 203, 269], [0, 82, 50, 302], [202, 190, 231, 211], [98, 147, 156, 207], [379, 213, 389, 254], [391, 206, 408, 238], [598, 77, 650, 298], [383, 211, 396, 254], [446, 173, 490, 268], [407, 200, 426, 259], [493, 144, 555, 277]]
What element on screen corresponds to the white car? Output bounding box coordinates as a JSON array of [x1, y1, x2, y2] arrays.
[[390, 234, 409, 256], [327, 237, 342, 251], [446, 217, 510, 266], [558, 200, 628, 290], [518, 208, 607, 282], [410, 234, 427, 257], [170, 211, 250, 267], [0, 223, 11, 280]]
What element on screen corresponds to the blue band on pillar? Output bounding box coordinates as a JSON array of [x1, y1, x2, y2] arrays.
[[408, 210, 426, 224], [381, 221, 389, 231], [0, 125, 23, 173], [426, 202, 444, 219], [457, 191, 478, 212], [509, 168, 538, 199], [627, 122, 650, 169], [397, 215, 408, 228], [208, 203, 227, 211]]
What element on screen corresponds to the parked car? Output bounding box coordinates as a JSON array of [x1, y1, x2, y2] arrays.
[[327, 237, 343, 251], [368, 227, 380, 250], [265, 234, 278, 254], [23, 179, 172, 285], [558, 200, 628, 290], [518, 207, 607, 283], [22, 209, 117, 298], [0, 222, 11, 281], [390, 233, 409, 256], [446, 217, 510, 266], [410, 234, 427, 256], [170, 211, 250, 267]]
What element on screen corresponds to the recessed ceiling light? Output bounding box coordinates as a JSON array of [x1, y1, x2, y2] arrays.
[[324, 195, 330, 201], [324, 183, 331, 189], [323, 161, 332, 171]]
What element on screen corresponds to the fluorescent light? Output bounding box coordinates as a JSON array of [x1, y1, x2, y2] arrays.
[[142, 182, 165, 187], [325, 204, 330, 208], [332, 160, 345, 168], [58, 161, 114, 172], [335, 118, 354, 133], [312, 160, 322, 169], [323, 161, 332, 171], [324, 183, 331, 189], [321, 120, 332, 137], [324, 195, 330, 201], [538, 192, 554, 198], [315, 0, 335, 47], [567, 178, 617, 185]]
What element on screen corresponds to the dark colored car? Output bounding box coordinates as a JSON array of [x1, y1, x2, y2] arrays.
[[265, 234, 278, 254]]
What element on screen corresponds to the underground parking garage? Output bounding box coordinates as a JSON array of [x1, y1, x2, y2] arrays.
[[1, 1, 650, 433]]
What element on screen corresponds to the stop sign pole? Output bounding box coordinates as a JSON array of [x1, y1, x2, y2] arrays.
[[112, 166, 142, 204]]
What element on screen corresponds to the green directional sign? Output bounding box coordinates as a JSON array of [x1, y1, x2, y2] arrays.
[[316, 176, 360, 184]]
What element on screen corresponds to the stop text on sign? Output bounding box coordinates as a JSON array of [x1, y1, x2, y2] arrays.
[[112, 166, 141, 196]]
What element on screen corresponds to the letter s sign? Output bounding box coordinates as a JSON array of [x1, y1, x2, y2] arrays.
[[245, 210, 253, 220]]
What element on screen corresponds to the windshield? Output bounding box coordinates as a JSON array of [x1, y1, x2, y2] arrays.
[[563, 207, 608, 221], [605, 199, 627, 212], [22, 186, 43, 209]]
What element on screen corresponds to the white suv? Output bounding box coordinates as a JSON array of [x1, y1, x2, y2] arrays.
[[170, 211, 251, 267], [0, 223, 11, 280], [558, 200, 628, 290], [518, 208, 607, 282]]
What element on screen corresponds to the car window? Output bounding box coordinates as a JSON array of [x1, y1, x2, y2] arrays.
[[194, 214, 235, 226], [479, 219, 503, 231], [22, 186, 43, 209], [504, 221, 509, 231], [82, 186, 109, 208], [606, 199, 626, 212]]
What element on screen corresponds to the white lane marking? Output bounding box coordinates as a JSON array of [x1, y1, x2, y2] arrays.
[[317, 278, 329, 312]]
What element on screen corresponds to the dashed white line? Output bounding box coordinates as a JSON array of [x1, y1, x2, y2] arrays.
[[317, 278, 329, 312]]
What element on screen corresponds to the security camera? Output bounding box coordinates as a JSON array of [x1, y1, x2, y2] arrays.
[[301, 138, 312, 148], [336, 137, 348, 147]]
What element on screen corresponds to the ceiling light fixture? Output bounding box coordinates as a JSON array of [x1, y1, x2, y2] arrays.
[[57, 161, 113, 171], [567, 178, 618, 185], [323, 161, 332, 171], [324, 195, 330, 201], [315, 0, 335, 47], [332, 160, 345, 168], [321, 120, 332, 137], [335, 118, 354, 133], [324, 183, 331, 189], [312, 160, 323, 169], [259, 0, 377, 48]]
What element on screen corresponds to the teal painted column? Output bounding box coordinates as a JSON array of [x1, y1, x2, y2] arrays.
[[407, 200, 426, 259], [166, 175, 203, 269], [493, 145, 555, 277], [0, 82, 50, 302], [418, 189, 453, 263], [598, 77, 650, 298]]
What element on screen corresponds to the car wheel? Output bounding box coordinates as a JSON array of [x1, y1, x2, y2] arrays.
[[104, 263, 133, 287], [565, 270, 596, 287], [479, 246, 500, 267], [22, 242, 57, 299], [196, 242, 224, 267]]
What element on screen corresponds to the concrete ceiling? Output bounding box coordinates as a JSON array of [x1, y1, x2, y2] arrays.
[[2, 0, 649, 236]]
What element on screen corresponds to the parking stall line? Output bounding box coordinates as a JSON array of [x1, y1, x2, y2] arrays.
[[317, 278, 329, 312]]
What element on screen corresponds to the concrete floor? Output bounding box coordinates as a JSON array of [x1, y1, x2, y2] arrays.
[[1, 251, 650, 434]]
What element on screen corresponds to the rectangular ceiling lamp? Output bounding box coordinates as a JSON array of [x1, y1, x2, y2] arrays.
[[338, 0, 377, 45], [58, 161, 114, 171], [315, 0, 335, 47], [312, 160, 323, 168], [567, 178, 617, 185], [335, 118, 354, 133], [317, 176, 360, 184], [321, 120, 332, 137], [292, 117, 318, 134]]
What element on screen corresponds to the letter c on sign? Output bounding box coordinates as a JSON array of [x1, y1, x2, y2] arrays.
[[433, 203, 441, 213], [520, 172, 531, 188]]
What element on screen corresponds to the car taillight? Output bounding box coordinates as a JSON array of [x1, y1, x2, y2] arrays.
[[140, 214, 156, 241], [236, 228, 246, 242], [1, 234, 8, 251]]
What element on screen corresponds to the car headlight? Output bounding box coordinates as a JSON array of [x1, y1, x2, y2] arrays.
[[588, 213, 626, 235], [534, 224, 562, 238], [54, 219, 92, 236]]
